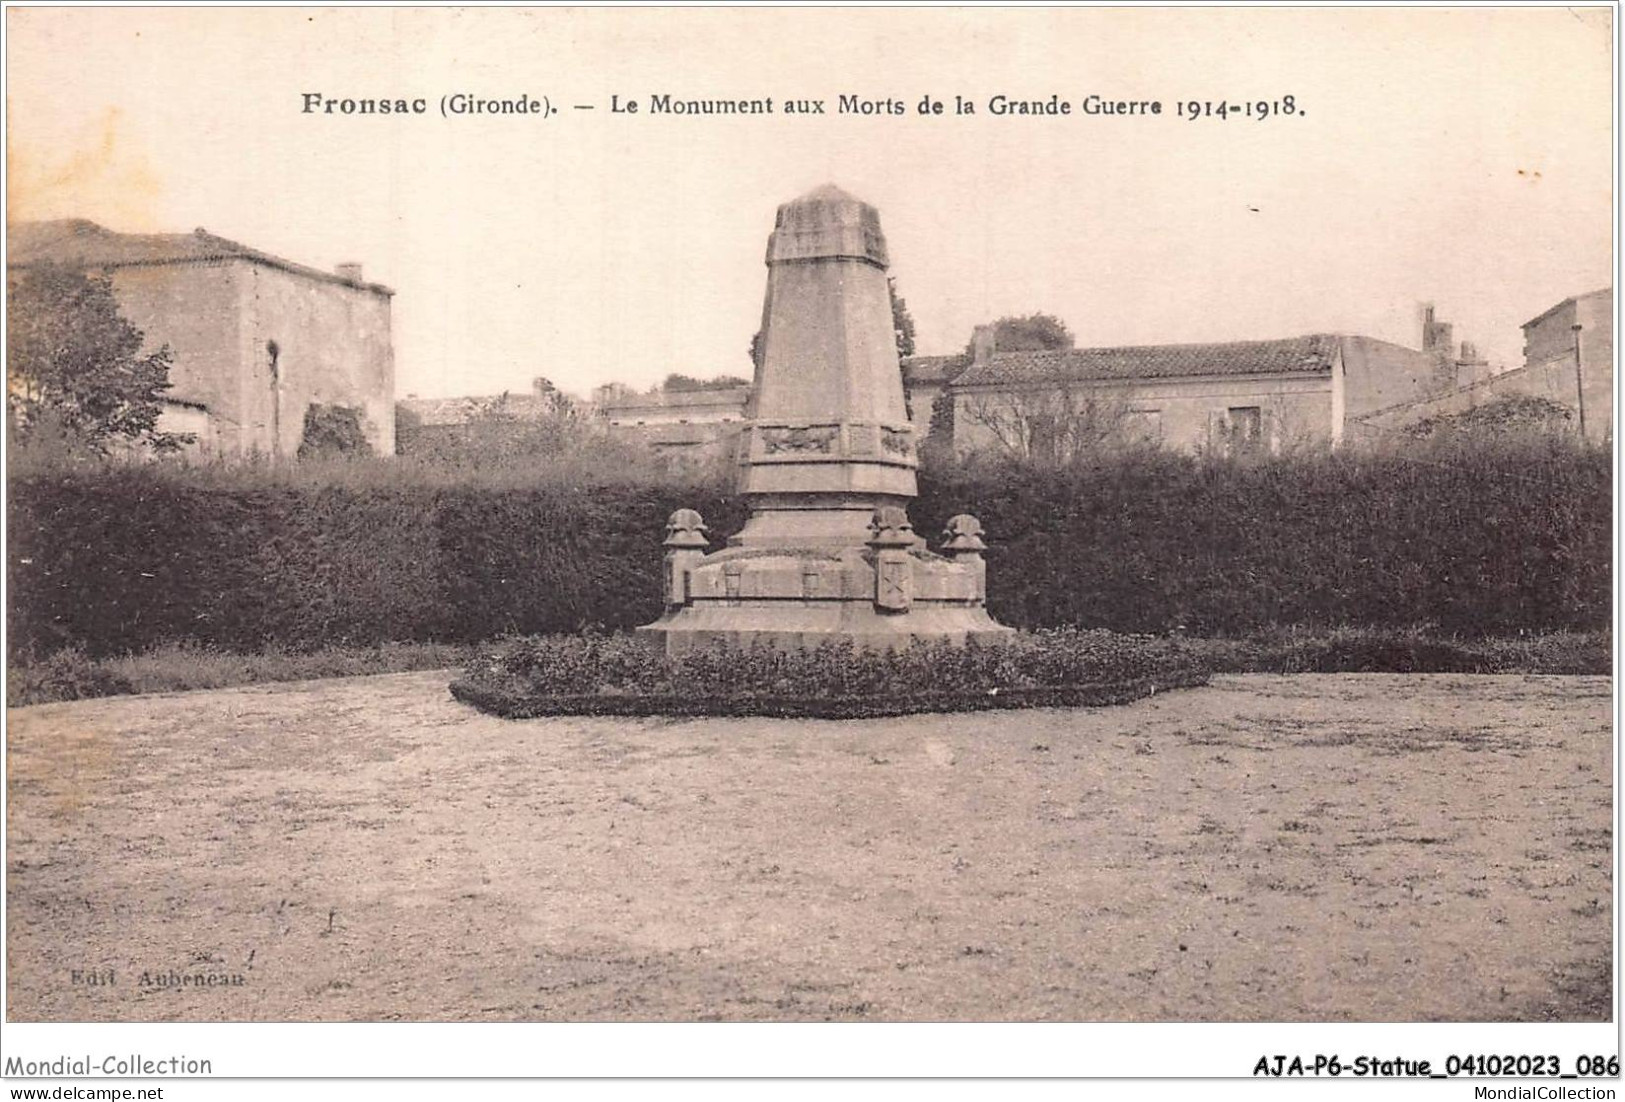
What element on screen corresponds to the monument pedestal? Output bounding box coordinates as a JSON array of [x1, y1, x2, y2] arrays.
[[638, 511, 1009, 654], [639, 185, 1011, 654]]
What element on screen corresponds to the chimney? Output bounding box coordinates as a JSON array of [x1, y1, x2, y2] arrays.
[[1420, 303, 1453, 356], [335, 262, 364, 283], [1455, 340, 1489, 386], [971, 324, 997, 364]]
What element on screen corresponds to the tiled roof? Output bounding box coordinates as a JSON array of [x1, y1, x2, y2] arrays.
[[953, 334, 1341, 387], [7, 219, 393, 296], [901, 354, 972, 385]]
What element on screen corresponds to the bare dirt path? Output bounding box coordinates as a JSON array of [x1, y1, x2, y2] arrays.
[[6, 671, 1611, 1022]]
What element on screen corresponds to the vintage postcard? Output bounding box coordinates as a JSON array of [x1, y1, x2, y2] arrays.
[[2, 4, 1616, 1089]]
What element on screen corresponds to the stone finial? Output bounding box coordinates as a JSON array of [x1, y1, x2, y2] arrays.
[[940, 513, 988, 607], [940, 514, 987, 554], [663, 508, 710, 549], [868, 505, 914, 613], [866, 505, 916, 549], [662, 509, 709, 610]]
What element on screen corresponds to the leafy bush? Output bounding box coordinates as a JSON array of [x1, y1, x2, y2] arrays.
[[298, 403, 372, 459], [5, 646, 133, 706], [450, 629, 1212, 718], [1404, 395, 1576, 439]]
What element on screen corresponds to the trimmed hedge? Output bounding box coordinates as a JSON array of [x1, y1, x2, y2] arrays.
[[7, 439, 1609, 658], [914, 442, 1610, 637], [449, 630, 1212, 719]]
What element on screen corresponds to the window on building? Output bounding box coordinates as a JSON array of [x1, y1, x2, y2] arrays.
[[1228, 406, 1263, 453], [1123, 408, 1163, 443]]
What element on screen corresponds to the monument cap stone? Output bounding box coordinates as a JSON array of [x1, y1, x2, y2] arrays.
[[766, 184, 890, 268]]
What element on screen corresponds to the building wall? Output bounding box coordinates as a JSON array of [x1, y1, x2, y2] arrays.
[[154, 402, 217, 454], [107, 259, 394, 457], [598, 387, 750, 427], [953, 373, 1334, 457], [106, 262, 247, 449], [903, 379, 945, 438], [1356, 290, 1614, 445], [1522, 291, 1612, 443], [238, 261, 396, 457], [1349, 365, 1560, 443], [1338, 336, 1457, 419]]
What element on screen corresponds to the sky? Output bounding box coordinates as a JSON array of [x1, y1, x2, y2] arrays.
[[5, 7, 1615, 399]]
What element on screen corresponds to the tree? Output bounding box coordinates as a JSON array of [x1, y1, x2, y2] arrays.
[[749, 277, 917, 368], [663, 373, 749, 392], [918, 387, 958, 467], [965, 312, 1075, 355], [889, 277, 917, 359], [7, 263, 191, 454]]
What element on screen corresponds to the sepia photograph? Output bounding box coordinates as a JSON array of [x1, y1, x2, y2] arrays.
[[1, 2, 1617, 1087]]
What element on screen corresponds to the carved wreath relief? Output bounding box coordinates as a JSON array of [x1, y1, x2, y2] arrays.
[[761, 425, 838, 454]]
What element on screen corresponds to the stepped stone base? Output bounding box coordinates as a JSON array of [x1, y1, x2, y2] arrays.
[[638, 601, 1012, 655], [638, 543, 1012, 655]]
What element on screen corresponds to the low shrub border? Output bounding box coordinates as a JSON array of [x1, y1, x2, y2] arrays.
[[449, 629, 1213, 719], [449, 668, 1215, 719], [6, 628, 1606, 710], [5, 641, 478, 708]]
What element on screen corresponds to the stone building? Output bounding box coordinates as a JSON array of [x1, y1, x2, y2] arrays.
[[1516, 288, 1612, 443], [8, 219, 396, 457], [1351, 289, 1613, 444], [917, 322, 1460, 459], [591, 381, 751, 464]]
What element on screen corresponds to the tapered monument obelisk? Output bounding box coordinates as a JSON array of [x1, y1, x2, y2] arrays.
[[639, 185, 1009, 652]]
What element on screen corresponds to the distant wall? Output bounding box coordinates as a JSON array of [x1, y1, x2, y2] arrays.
[[1357, 293, 1614, 445], [904, 379, 944, 437], [953, 374, 1333, 455], [241, 262, 395, 456], [1338, 336, 1454, 420], [107, 259, 394, 457], [1521, 291, 1613, 443], [108, 262, 246, 448]]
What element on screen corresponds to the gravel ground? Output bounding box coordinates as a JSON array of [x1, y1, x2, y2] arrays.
[[5, 671, 1611, 1022]]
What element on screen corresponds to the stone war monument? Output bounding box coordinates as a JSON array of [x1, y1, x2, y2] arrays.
[[640, 184, 1010, 653]]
